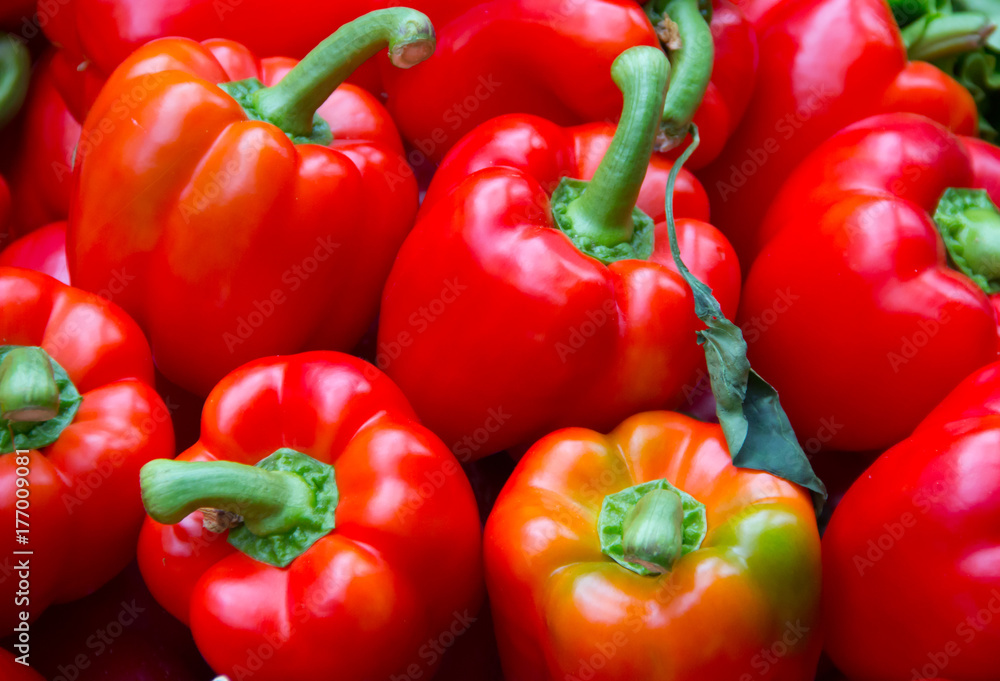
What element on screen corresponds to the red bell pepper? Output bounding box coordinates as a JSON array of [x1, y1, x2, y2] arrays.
[[384, 0, 757, 166], [0, 221, 70, 284], [137, 351, 483, 681], [699, 0, 981, 264], [0, 267, 174, 627], [0, 51, 81, 239], [378, 46, 740, 459], [823, 360, 1000, 681], [485, 410, 822, 681], [68, 9, 431, 396], [739, 114, 1000, 453]]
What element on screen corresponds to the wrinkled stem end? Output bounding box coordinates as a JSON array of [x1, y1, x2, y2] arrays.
[[140, 450, 339, 568], [658, 0, 714, 141], [622, 489, 685, 574], [249, 8, 435, 140], [0, 347, 60, 423], [388, 16, 437, 68]]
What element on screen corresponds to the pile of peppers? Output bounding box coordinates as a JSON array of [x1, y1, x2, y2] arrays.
[[0, 1, 998, 680]]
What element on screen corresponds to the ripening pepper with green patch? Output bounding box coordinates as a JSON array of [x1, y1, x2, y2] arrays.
[[485, 410, 822, 681]]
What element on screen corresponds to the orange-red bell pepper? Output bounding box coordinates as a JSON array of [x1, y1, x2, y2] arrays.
[[485, 411, 822, 681], [69, 9, 431, 395]]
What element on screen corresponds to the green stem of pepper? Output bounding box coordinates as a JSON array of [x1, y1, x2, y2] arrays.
[[0, 347, 61, 423], [0, 33, 30, 131], [934, 187, 1000, 294], [655, 0, 714, 148], [903, 11, 995, 61], [621, 488, 686, 573], [559, 46, 670, 250], [252, 8, 435, 140], [141, 458, 316, 536]]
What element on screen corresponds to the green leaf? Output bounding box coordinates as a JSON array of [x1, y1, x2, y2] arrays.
[[0, 346, 82, 454], [663, 128, 827, 514]]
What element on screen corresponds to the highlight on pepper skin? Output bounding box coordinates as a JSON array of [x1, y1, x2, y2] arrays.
[[2, 1, 1000, 680]]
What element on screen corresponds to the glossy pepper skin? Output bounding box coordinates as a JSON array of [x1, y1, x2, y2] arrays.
[[0, 52, 81, 239], [0, 221, 70, 284], [377, 99, 740, 458], [485, 411, 822, 681], [739, 114, 1000, 453], [69, 12, 427, 396], [966, 136, 1000, 329], [0, 268, 174, 626], [383, 0, 757, 166], [699, 0, 978, 264], [41, 0, 459, 120], [137, 352, 483, 681], [823, 361, 1000, 681]]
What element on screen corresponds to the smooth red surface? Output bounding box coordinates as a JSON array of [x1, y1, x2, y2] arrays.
[[740, 115, 999, 453], [699, 0, 978, 265], [0, 52, 81, 239], [69, 37, 419, 396], [0, 221, 70, 284], [137, 352, 483, 681], [379, 113, 741, 458], [823, 361, 1000, 681], [0, 268, 174, 626], [383, 0, 757, 166]]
